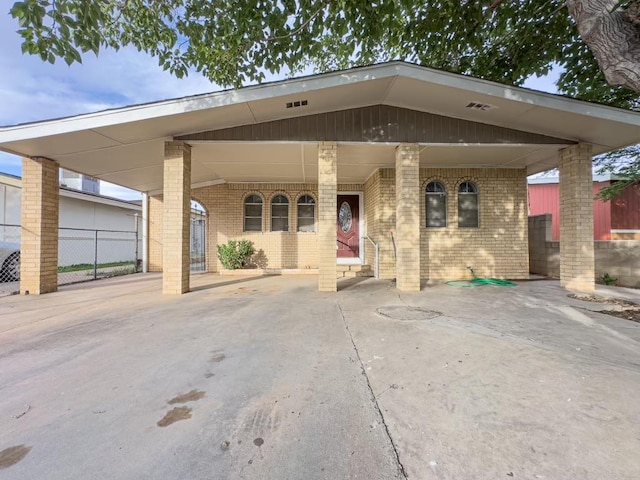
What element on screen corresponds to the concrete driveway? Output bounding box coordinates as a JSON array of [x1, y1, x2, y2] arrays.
[[1, 274, 639, 479]]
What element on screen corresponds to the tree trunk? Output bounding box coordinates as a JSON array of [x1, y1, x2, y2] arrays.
[[567, 0, 640, 93]]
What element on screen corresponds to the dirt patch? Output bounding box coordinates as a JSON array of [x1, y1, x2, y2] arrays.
[[568, 294, 637, 306], [569, 294, 640, 323], [0, 445, 32, 469], [168, 389, 206, 405], [157, 406, 192, 427], [601, 309, 640, 323]]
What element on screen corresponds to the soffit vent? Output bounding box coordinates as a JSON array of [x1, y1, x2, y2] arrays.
[[286, 100, 308, 109], [465, 101, 498, 112]]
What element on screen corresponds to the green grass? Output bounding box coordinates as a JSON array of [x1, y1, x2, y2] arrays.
[[58, 261, 135, 273]]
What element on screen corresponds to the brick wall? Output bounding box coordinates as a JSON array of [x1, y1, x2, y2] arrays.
[[150, 167, 528, 281], [187, 182, 363, 272], [419, 168, 529, 280], [529, 214, 640, 288]]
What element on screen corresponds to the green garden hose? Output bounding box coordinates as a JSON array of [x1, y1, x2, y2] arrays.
[[446, 267, 517, 288]]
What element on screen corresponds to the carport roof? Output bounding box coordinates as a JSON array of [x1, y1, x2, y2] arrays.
[[1, 61, 639, 193]]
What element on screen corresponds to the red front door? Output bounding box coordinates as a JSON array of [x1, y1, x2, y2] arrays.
[[337, 195, 359, 258]]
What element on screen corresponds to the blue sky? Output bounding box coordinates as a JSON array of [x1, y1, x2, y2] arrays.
[[0, 9, 560, 200]]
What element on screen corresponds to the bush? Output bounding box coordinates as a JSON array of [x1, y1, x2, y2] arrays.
[[217, 239, 255, 269], [600, 273, 618, 286]]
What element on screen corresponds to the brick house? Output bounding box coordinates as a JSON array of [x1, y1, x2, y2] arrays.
[[1, 62, 639, 295]]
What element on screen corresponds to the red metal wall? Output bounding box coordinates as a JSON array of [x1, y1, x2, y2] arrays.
[[528, 182, 611, 240], [611, 182, 640, 230]]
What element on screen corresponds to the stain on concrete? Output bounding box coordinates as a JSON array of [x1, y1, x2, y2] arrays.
[[168, 390, 206, 404], [210, 352, 226, 363], [157, 407, 192, 427], [204, 372, 215, 378], [0, 445, 32, 469], [253, 437, 264, 447], [376, 306, 442, 321]]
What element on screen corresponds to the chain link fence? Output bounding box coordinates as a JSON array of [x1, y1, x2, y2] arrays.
[[0, 225, 141, 297], [0, 224, 21, 295], [58, 228, 140, 285]]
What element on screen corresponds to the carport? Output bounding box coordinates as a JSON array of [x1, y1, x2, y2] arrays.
[[1, 62, 640, 295]]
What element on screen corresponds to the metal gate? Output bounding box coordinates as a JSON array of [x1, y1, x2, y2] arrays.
[[190, 208, 206, 272]]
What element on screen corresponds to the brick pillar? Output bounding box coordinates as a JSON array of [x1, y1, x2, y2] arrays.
[[559, 144, 595, 293], [20, 157, 59, 295], [148, 195, 164, 272], [395, 144, 421, 292], [318, 142, 337, 292], [162, 141, 191, 294]]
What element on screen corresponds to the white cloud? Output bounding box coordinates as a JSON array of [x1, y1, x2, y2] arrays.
[[0, 13, 217, 126]]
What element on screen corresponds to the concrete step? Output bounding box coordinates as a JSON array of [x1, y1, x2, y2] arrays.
[[336, 265, 374, 278], [336, 264, 372, 273]]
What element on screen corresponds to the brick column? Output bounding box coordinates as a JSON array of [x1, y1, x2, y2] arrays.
[[395, 144, 421, 292], [318, 142, 337, 292], [162, 141, 191, 294], [559, 144, 594, 292], [20, 157, 59, 295]]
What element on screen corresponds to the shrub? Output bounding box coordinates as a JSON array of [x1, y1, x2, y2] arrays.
[[217, 239, 255, 269], [600, 273, 618, 286]]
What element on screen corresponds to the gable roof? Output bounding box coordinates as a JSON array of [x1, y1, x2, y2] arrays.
[[0, 61, 639, 192]]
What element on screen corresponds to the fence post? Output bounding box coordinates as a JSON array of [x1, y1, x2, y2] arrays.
[[134, 213, 139, 272], [93, 230, 98, 280]]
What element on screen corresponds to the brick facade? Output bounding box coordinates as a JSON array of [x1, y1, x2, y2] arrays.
[[20, 157, 59, 294], [149, 160, 530, 285], [419, 168, 529, 281], [559, 144, 595, 292], [162, 141, 191, 294]]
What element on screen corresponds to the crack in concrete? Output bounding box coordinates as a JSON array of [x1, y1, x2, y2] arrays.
[[336, 302, 409, 480]]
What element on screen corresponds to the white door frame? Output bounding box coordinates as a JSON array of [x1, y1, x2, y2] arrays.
[[337, 191, 364, 265]]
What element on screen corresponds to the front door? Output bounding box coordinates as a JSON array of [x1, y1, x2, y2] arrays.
[[337, 195, 359, 259]]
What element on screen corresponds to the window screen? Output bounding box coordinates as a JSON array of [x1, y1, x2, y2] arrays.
[[271, 195, 289, 232], [458, 181, 479, 228], [425, 181, 447, 227], [244, 194, 263, 232], [297, 194, 315, 232]]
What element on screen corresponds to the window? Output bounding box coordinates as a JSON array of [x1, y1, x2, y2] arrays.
[[297, 194, 315, 232], [425, 181, 447, 227], [244, 194, 263, 232], [271, 195, 289, 231], [458, 181, 479, 228]]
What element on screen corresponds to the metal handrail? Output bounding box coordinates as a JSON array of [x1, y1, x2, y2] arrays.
[[361, 235, 379, 279]]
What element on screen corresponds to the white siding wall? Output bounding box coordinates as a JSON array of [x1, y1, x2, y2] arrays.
[[0, 179, 142, 266]]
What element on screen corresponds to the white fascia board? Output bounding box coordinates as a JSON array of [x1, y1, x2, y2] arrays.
[[60, 188, 142, 210], [396, 63, 640, 127], [1, 61, 639, 145], [0, 174, 22, 188], [527, 172, 624, 184], [0, 65, 401, 143]]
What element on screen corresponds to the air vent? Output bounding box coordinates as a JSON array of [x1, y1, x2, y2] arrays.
[[286, 99, 308, 109], [465, 101, 498, 112]]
